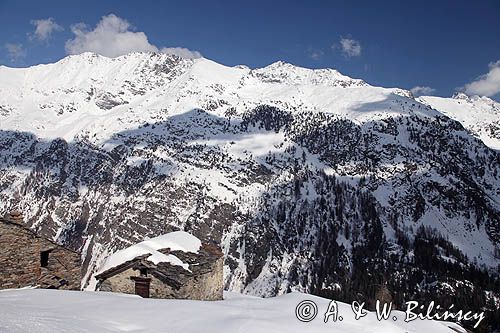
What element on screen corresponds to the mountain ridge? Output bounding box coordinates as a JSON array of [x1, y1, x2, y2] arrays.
[[0, 51, 498, 330], [1, 52, 497, 149]]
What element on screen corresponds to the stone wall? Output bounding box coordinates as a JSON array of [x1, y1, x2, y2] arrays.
[[98, 267, 140, 294], [0, 220, 81, 290], [150, 256, 223, 300]]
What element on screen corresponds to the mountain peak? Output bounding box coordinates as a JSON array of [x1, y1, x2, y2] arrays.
[[251, 61, 365, 87], [55, 51, 193, 69], [61, 51, 104, 62], [0, 49, 498, 328], [452, 92, 471, 100], [263, 60, 341, 75], [451, 92, 499, 106]]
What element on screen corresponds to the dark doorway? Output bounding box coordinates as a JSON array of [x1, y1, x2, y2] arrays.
[[40, 250, 50, 267], [131, 276, 151, 298]]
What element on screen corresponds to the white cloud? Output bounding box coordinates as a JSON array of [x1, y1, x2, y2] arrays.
[[410, 86, 435, 96], [65, 14, 201, 59], [160, 47, 202, 59], [65, 14, 156, 57], [5, 43, 26, 61], [339, 38, 361, 57], [30, 18, 63, 42], [306, 47, 324, 61], [463, 60, 500, 97]]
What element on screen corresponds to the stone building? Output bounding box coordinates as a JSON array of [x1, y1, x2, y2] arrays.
[[0, 211, 81, 290], [95, 231, 223, 300]]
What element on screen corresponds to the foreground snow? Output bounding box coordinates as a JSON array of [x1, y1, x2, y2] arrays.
[[0, 289, 466, 333]]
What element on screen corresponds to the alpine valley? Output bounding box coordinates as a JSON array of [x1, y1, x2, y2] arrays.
[[0, 52, 499, 330]]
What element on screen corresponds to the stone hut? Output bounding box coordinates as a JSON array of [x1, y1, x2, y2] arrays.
[[95, 231, 223, 300], [0, 211, 81, 290]]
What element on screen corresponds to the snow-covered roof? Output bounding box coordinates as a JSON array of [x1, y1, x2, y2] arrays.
[[96, 231, 202, 275]]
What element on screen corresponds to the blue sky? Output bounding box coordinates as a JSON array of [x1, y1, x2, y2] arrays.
[[1, 0, 499, 99]]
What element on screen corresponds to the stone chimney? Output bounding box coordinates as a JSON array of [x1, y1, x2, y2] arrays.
[[5, 210, 24, 224]]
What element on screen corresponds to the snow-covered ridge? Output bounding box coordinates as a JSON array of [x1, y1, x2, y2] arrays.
[[0, 52, 498, 328], [249, 60, 366, 87], [0, 51, 434, 142], [97, 231, 201, 275], [419, 93, 500, 149]]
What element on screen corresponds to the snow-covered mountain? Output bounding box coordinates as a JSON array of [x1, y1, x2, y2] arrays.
[[418, 93, 500, 150], [0, 52, 498, 330]]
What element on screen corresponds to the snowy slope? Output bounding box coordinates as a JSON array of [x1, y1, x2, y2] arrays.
[[0, 52, 435, 142], [0, 289, 467, 333], [0, 52, 498, 329], [419, 93, 500, 149], [2, 52, 496, 150]]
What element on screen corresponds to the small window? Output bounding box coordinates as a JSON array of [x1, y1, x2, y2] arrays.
[[139, 268, 148, 276], [40, 250, 50, 267]]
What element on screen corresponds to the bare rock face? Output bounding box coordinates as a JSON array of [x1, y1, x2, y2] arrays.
[[0, 213, 81, 290]]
